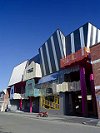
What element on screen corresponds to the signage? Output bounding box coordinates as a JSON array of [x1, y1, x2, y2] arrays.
[[60, 47, 90, 68], [10, 86, 14, 99]]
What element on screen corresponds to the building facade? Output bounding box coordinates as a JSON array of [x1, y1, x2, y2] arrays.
[[38, 22, 100, 118], [23, 55, 41, 112], [7, 22, 100, 118], [90, 43, 100, 118], [8, 55, 42, 113]]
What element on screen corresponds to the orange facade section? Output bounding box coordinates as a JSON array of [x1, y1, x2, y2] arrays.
[[60, 47, 90, 68]]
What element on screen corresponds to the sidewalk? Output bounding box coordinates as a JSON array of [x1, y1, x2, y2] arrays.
[[2, 111, 100, 127]]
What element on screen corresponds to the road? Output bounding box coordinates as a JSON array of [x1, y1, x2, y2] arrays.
[[0, 113, 100, 133]]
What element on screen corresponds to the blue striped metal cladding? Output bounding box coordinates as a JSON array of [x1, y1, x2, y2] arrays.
[[39, 23, 100, 76], [65, 23, 100, 56], [39, 30, 65, 76]]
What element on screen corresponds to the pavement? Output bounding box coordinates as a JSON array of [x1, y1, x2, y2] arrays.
[[2, 111, 100, 127]]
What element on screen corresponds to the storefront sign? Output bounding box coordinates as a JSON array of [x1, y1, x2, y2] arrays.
[[60, 47, 90, 68]]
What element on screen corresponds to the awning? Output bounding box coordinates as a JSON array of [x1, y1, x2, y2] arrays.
[[38, 72, 59, 84]]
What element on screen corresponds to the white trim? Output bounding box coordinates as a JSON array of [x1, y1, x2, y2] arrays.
[[60, 31, 66, 57], [92, 26, 97, 45], [57, 30, 64, 58], [95, 86, 100, 90], [79, 27, 85, 48], [71, 33, 75, 53], [45, 42, 52, 73], [40, 47, 46, 75], [92, 59, 100, 64], [87, 23, 92, 48], [51, 36, 59, 71], [97, 29, 100, 43]]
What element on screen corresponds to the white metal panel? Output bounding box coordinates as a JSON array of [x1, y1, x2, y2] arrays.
[[8, 61, 28, 86], [57, 30, 64, 58], [71, 33, 75, 53], [87, 23, 92, 48], [35, 63, 42, 77], [92, 26, 97, 45], [97, 29, 100, 43], [60, 31, 66, 57], [79, 27, 85, 48]]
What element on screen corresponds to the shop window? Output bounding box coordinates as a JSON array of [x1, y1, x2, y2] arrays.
[[46, 88, 53, 95]]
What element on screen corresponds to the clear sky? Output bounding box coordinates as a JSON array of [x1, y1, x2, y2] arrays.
[[0, 0, 100, 90]]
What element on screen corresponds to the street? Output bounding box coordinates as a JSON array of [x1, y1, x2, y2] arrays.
[[0, 112, 100, 133]]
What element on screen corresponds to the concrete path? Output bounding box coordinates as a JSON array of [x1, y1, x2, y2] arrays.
[[2, 111, 100, 127], [0, 112, 100, 133]]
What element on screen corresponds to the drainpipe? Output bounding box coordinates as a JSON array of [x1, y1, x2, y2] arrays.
[[80, 66, 88, 116]]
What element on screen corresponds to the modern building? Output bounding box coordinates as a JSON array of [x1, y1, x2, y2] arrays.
[[8, 61, 28, 111], [38, 22, 100, 118], [8, 55, 42, 113], [23, 55, 42, 113], [38, 29, 66, 115], [7, 22, 100, 118]]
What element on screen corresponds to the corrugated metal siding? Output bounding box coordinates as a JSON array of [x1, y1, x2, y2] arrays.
[[39, 30, 65, 76], [65, 23, 100, 55]]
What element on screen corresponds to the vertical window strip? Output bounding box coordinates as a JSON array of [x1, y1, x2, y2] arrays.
[[40, 47, 46, 75], [87, 23, 92, 48], [57, 30, 64, 58], [79, 27, 85, 48], [45, 42, 52, 73], [71, 33, 75, 53], [51, 36, 59, 71]]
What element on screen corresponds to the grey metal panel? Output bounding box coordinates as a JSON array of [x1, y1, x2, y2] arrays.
[[83, 23, 88, 47], [51, 36, 59, 71], [53, 32, 62, 70], [71, 33, 75, 53], [47, 38, 56, 73], [42, 44, 50, 75], [45, 42, 52, 73], [74, 29, 81, 51], [79, 27, 85, 48], [57, 30, 64, 58], [65, 35, 71, 55], [40, 47, 46, 76]]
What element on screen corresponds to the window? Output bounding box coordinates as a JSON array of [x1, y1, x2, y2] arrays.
[[27, 68, 33, 73]]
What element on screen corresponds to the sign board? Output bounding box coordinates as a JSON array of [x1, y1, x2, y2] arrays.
[[10, 86, 14, 99]]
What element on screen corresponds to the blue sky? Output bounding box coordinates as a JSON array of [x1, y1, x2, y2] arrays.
[[0, 0, 100, 90]]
